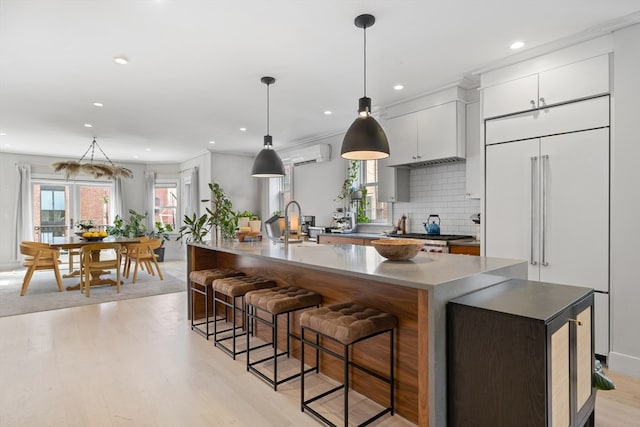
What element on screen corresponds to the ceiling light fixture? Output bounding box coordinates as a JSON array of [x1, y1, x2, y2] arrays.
[[113, 56, 129, 65], [251, 76, 285, 178], [510, 41, 525, 50], [394, 84, 404, 91], [340, 14, 390, 161], [93, 102, 104, 107], [52, 137, 133, 180], [84, 123, 92, 128], [240, 127, 247, 132], [324, 110, 332, 115]]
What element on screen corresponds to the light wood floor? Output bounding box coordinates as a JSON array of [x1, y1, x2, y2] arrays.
[[1, 292, 638, 427]]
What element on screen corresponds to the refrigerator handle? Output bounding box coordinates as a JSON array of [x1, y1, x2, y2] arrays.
[[530, 156, 538, 266], [541, 155, 549, 266]]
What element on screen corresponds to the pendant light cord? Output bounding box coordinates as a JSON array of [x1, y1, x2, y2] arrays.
[[363, 25, 367, 97], [266, 82, 270, 136]]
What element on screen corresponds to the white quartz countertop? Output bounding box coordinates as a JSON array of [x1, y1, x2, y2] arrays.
[[191, 240, 524, 291]]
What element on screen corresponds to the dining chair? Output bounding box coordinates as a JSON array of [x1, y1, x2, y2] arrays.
[[122, 236, 148, 276], [79, 243, 123, 297], [19, 241, 64, 296], [123, 238, 164, 284]]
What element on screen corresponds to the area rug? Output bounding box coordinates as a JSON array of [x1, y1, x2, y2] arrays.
[[0, 260, 187, 317]]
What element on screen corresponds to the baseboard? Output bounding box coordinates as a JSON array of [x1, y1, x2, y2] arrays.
[[0, 261, 21, 271], [608, 351, 640, 379]]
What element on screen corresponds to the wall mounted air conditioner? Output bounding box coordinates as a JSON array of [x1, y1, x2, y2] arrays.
[[281, 144, 332, 166]]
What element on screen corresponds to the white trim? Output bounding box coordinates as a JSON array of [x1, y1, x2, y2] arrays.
[[608, 351, 640, 379]]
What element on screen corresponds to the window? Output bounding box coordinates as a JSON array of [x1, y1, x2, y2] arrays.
[[154, 181, 178, 229], [268, 163, 293, 217], [354, 160, 390, 224], [32, 179, 113, 242]]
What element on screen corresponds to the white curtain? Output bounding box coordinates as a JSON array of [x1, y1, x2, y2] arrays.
[[14, 164, 33, 259], [113, 177, 125, 220], [144, 171, 155, 231], [188, 166, 199, 217]]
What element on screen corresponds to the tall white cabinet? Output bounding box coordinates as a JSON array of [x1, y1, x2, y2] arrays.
[[484, 95, 610, 356]]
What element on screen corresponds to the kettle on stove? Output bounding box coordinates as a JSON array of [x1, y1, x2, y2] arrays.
[[423, 214, 440, 235]]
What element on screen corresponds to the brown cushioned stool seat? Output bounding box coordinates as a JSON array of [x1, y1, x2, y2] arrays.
[[212, 275, 276, 359], [189, 268, 245, 339], [300, 302, 397, 427], [245, 286, 322, 390]]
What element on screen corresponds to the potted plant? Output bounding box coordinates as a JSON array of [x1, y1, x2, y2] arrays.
[[148, 221, 174, 262], [236, 210, 254, 229], [176, 212, 211, 244], [106, 209, 148, 238], [205, 182, 236, 241]]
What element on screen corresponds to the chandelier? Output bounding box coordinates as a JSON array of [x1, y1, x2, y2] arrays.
[[52, 138, 133, 179]]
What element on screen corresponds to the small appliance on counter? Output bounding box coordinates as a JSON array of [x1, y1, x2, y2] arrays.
[[423, 214, 441, 235], [300, 215, 315, 236], [307, 226, 328, 242], [329, 209, 354, 233]]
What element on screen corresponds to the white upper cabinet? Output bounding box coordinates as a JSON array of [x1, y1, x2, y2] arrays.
[[464, 101, 481, 199], [386, 101, 465, 167], [385, 113, 418, 166], [483, 54, 610, 119]]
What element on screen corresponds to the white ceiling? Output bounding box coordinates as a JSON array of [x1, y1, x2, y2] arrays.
[[1, 0, 639, 164]]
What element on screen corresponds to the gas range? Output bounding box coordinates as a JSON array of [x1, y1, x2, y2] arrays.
[[387, 233, 474, 253]]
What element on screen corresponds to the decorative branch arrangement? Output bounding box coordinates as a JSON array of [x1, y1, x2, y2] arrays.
[[52, 138, 133, 179]]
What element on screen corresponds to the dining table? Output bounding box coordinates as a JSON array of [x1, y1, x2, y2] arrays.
[[49, 236, 140, 291]]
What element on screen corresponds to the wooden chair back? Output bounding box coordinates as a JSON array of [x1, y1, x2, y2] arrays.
[[80, 243, 123, 297], [19, 241, 63, 296]]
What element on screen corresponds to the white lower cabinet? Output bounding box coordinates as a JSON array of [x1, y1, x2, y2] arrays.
[[485, 127, 609, 355]]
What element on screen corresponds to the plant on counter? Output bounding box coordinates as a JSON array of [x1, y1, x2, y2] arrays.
[[75, 219, 96, 231], [204, 182, 237, 241], [353, 186, 370, 223], [176, 212, 211, 244]]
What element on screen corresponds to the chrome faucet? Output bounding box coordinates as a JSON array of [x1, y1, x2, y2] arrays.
[[284, 200, 301, 250]]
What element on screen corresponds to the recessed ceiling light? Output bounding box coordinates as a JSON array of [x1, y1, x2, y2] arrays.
[[209, 140, 215, 144], [145, 148, 151, 152], [240, 127, 247, 131], [393, 84, 404, 91], [92, 102, 104, 107], [113, 56, 129, 65], [84, 123, 92, 128], [324, 111, 332, 115], [0, 132, 6, 136], [510, 41, 525, 50]]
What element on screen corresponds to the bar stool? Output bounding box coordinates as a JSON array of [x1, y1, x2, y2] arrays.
[[189, 268, 245, 339], [212, 275, 276, 359], [300, 302, 397, 427], [245, 286, 322, 390]]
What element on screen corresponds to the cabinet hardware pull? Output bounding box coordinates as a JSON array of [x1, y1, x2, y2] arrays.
[[530, 156, 538, 265], [541, 155, 549, 266], [539, 97, 545, 104], [530, 100, 536, 108], [568, 318, 582, 326]]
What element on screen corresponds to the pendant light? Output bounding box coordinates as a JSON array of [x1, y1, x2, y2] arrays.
[[251, 76, 286, 177], [340, 14, 390, 160]]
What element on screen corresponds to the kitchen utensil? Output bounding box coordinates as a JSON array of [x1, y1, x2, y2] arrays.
[[423, 214, 440, 235]]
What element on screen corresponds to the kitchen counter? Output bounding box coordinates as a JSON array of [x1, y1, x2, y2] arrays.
[[448, 239, 480, 247], [186, 240, 526, 426]]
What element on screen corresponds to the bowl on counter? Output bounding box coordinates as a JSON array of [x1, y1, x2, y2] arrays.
[[371, 239, 424, 261]]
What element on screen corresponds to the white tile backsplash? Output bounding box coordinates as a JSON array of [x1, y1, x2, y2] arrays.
[[393, 162, 480, 236]]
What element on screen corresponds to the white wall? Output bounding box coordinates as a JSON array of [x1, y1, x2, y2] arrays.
[[282, 135, 346, 228], [210, 152, 259, 215], [609, 23, 640, 377]]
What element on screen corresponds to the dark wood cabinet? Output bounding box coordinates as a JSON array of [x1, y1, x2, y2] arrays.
[[449, 244, 480, 255], [447, 279, 595, 427]]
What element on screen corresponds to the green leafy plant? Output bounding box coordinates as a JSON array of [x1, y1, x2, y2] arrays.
[[204, 182, 236, 240], [354, 187, 370, 223], [106, 209, 148, 237], [176, 213, 211, 244], [336, 160, 360, 201], [149, 221, 174, 245]]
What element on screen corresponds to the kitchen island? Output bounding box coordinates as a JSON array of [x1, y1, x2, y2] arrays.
[[187, 240, 526, 427]]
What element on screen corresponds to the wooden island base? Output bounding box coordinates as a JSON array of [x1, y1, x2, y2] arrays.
[[186, 242, 526, 427]]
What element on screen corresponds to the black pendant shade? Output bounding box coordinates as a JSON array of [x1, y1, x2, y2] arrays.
[[340, 14, 390, 160], [251, 135, 285, 177], [251, 76, 285, 178]]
